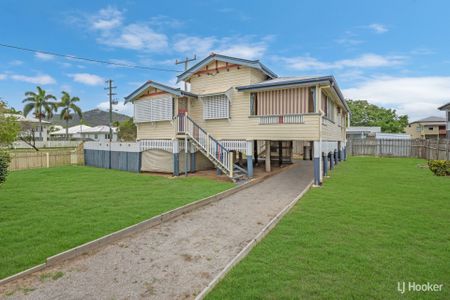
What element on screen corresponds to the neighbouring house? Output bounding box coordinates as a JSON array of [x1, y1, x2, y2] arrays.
[[346, 126, 381, 140], [50, 125, 92, 140], [405, 116, 447, 139], [80, 125, 118, 142], [7, 113, 50, 142], [438, 102, 450, 138], [50, 125, 118, 141], [122, 53, 350, 185]]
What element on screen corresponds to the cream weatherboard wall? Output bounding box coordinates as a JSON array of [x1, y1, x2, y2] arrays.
[[134, 59, 347, 143], [187, 63, 322, 141]]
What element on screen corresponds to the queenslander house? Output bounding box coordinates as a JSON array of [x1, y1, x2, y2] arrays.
[[121, 53, 349, 185]]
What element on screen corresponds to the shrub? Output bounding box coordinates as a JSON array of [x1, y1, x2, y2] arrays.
[[428, 160, 450, 176], [0, 150, 11, 185]]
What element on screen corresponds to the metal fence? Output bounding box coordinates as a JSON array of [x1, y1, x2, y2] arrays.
[[348, 138, 450, 160], [83, 142, 141, 172]]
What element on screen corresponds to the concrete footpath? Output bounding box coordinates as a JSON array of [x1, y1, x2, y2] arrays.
[[1, 161, 313, 300]]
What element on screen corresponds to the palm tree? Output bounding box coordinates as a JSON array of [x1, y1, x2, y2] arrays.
[[58, 91, 82, 140], [23, 86, 57, 140]]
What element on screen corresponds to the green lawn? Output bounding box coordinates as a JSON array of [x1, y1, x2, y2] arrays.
[[207, 157, 450, 299], [0, 166, 234, 280]]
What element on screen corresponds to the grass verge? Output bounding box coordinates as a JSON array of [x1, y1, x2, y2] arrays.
[[207, 157, 449, 299], [0, 166, 233, 279]]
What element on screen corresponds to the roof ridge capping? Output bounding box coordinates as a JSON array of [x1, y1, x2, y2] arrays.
[[176, 53, 277, 83]]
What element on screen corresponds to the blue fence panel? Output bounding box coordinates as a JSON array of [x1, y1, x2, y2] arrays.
[[84, 149, 141, 172]]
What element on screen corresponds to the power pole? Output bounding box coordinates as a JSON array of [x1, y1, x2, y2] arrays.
[[105, 79, 118, 169], [175, 55, 196, 91], [175, 55, 196, 177]]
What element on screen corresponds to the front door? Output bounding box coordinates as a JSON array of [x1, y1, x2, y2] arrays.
[[178, 97, 188, 115]]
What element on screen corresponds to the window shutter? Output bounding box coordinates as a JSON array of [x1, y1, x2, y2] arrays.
[[134, 96, 173, 123], [202, 94, 229, 120]]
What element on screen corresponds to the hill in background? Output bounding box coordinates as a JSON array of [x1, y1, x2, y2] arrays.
[[51, 109, 131, 127]]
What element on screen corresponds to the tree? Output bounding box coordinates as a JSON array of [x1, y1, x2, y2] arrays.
[[0, 101, 20, 185], [22, 86, 57, 140], [117, 118, 136, 141], [0, 101, 20, 146], [347, 100, 409, 133], [58, 91, 82, 140]]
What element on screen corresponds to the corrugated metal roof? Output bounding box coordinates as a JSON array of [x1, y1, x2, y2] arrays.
[[375, 133, 411, 140], [236, 75, 349, 113], [83, 126, 118, 133], [5, 113, 51, 124], [236, 76, 328, 89], [410, 116, 445, 124], [438, 102, 450, 110], [347, 126, 381, 133], [50, 125, 92, 135]]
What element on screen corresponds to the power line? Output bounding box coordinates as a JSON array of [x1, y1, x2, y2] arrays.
[[0, 43, 182, 73]]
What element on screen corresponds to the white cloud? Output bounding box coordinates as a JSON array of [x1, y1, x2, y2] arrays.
[[173, 35, 269, 60], [174, 36, 216, 56], [219, 44, 266, 60], [343, 76, 450, 120], [97, 100, 133, 116], [11, 74, 56, 85], [0, 74, 6, 80], [35, 52, 55, 61], [69, 73, 104, 86], [90, 6, 123, 30], [99, 23, 168, 52], [148, 15, 183, 29], [368, 23, 388, 34], [76, 6, 168, 52], [281, 53, 406, 71]]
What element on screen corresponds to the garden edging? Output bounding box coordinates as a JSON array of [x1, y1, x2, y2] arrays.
[[195, 179, 314, 299], [0, 164, 295, 286]]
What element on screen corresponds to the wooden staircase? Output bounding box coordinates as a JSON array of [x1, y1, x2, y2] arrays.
[[176, 113, 247, 182]]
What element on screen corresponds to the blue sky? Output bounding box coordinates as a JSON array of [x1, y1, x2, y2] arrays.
[[1, 0, 449, 120]]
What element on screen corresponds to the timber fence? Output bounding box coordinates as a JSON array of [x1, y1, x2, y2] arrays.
[[8, 147, 84, 171], [348, 138, 450, 160]]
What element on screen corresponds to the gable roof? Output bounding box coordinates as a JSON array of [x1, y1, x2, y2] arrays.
[[83, 125, 118, 133], [124, 80, 197, 104], [438, 102, 450, 110], [409, 116, 446, 124], [236, 76, 350, 113], [50, 125, 93, 135], [176, 53, 278, 83]]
